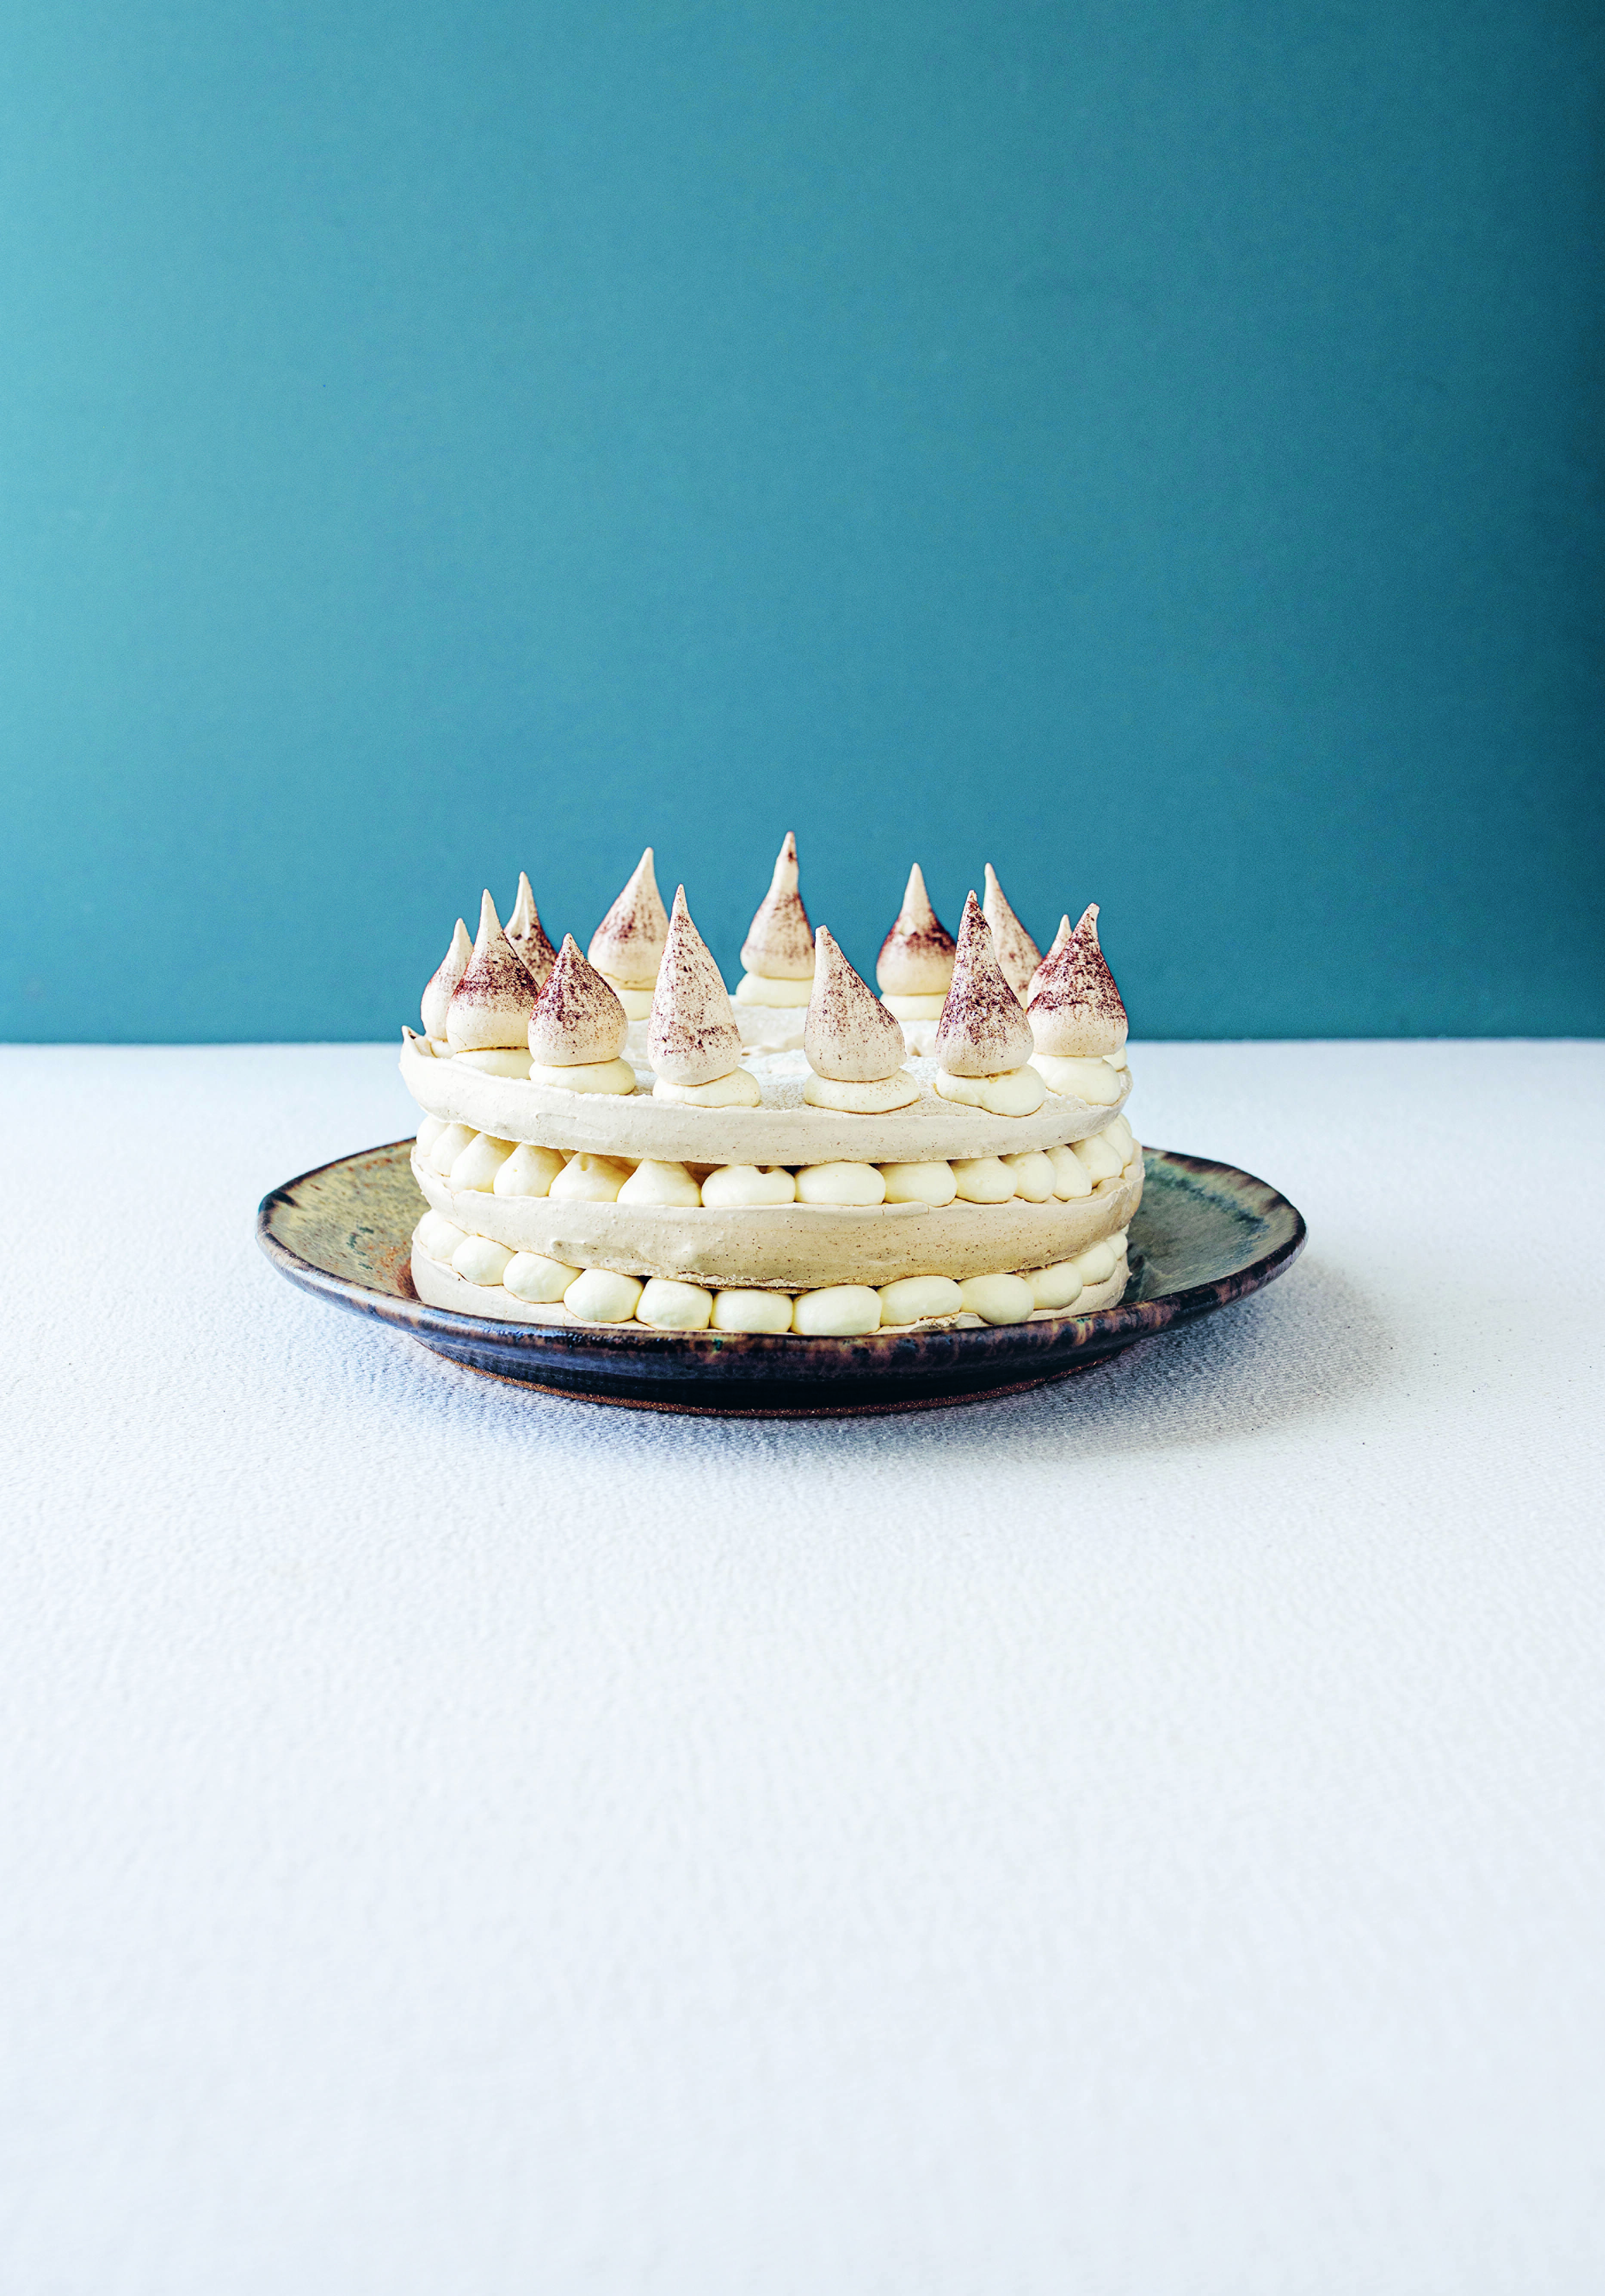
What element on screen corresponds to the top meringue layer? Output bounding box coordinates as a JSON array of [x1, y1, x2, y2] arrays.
[[421, 917, 472, 1038], [588, 848, 670, 989], [876, 863, 956, 999], [805, 927, 909, 1082], [527, 933, 628, 1067], [1026, 903, 1129, 1059], [740, 832, 815, 980], [982, 864, 1043, 1000], [648, 887, 745, 1085], [507, 871, 558, 993], [933, 892, 1035, 1077]]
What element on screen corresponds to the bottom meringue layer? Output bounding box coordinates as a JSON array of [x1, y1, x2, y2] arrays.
[[410, 1228, 1131, 1335]]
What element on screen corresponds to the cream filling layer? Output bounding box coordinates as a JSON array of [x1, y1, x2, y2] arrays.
[[411, 1148, 1141, 1290], [413, 1233, 1130, 1332]]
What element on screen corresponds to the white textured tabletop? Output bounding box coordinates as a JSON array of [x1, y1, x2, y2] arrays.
[[3, 1041, 1602, 2296]]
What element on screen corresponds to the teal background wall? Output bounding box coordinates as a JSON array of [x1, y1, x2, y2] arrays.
[[2, 0, 1601, 1043]]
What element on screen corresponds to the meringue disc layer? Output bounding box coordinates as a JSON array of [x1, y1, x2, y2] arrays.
[[412, 1151, 1143, 1290], [400, 1036, 1131, 1165]]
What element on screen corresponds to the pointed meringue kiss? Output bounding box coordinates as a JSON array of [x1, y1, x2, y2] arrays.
[[527, 935, 628, 1068], [876, 863, 957, 1013], [934, 895, 1035, 1077], [1027, 903, 1129, 1060], [647, 887, 758, 1102], [506, 871, 557, 992], [1026, 912, 1072, 1005], [420, 917, 471, 1039], [928, 893, 1044, 1114], [588, 848, 670, 1014], [801, 928, 920, 1111], [983, 864, 1043, 1000], [446, 890, 540, 1053], [735, 832, 815, 1005]]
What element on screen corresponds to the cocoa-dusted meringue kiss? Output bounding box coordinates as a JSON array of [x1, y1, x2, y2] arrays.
[[420, 916, 471, 1040], [1026, 912, 1072, 1005], [648, 887, 761, 1105], [588, 847, 670, 1016], [876, 862, 957, 1017], [802, 927, 919, 1111], [982, 864, 1043, 1001], [446, 890, 541, 1059], [506, 871, 558, 993], [735, 832, 815, 1007], [930, 892, 1045, 1115], [1026, 904, 1129, 1106], [524, 934, 636, 1095]]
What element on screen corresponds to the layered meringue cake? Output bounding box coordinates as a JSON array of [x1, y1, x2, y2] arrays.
[[403, 837, 1140, 1337]]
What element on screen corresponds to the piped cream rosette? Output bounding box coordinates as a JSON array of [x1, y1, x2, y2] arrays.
[[410, 1226, 1134, 1335]]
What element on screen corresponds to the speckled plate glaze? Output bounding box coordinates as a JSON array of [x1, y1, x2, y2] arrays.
[[256, 1142, 1305, 1416]]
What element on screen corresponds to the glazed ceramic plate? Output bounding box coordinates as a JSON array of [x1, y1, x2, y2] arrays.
[[256, 1142, 1305, 1416]]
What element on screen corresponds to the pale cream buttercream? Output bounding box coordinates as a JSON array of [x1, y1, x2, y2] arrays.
[[636, 1277, 714, 1331], [958, 1272, 1035, 1325], [549, 1152, 634, 1202], [878, 1275, 964, 1325], [617, 1159, 702, 1206], [494, 1142, 567, 1197], [795, 1162, 885, 1206], [878, 1160, 958, 1206], [563, 1268, 642, 1322], [793, 1286, 881, 1336], [504, 1250, 579, 1303]]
